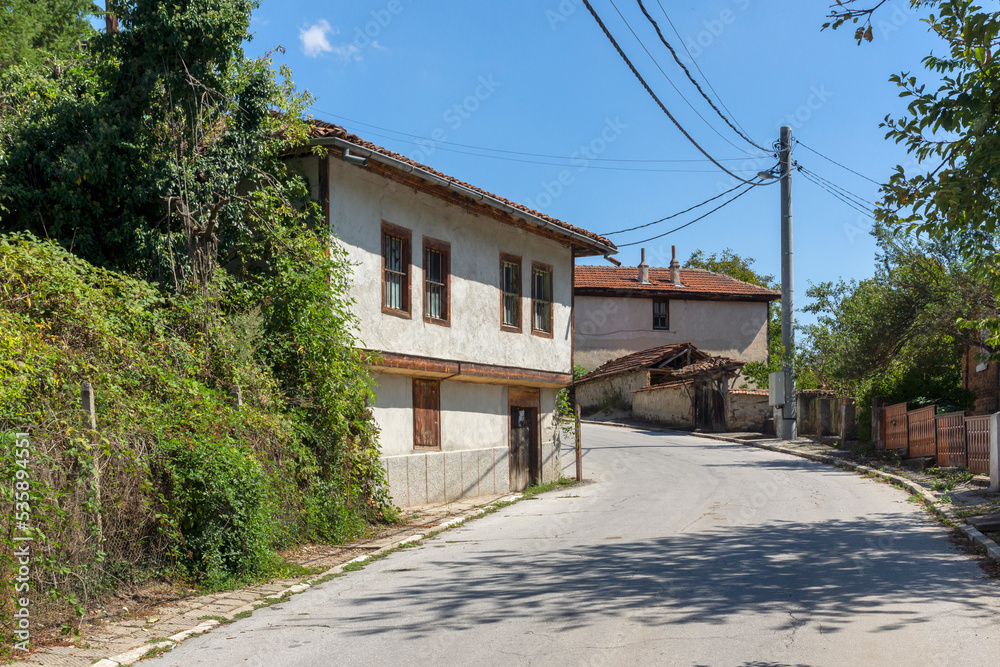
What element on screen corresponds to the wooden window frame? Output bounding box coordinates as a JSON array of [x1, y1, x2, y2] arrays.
[[422, 237, 451, 327], [412, 378, 441, 450], [500, 253, 522, 333], [530, 261, 554, 339], [381, 221, 412, 318], [653, 299, 669, 330]]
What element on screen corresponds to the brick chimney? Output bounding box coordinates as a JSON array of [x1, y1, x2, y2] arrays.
[[638, 248, 650, 284], [670, 245, 682, 286]]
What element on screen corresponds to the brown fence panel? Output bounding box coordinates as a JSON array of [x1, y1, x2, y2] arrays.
[[966, 415, 991, 475], [883, 402, 909, 450], [907, 405, 937, 458], [935, 412, 966, 467]]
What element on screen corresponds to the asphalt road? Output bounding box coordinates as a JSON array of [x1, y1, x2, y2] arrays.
[[147, 424, 1000, 666]]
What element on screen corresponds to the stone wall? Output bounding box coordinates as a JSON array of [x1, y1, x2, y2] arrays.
[[631, 383, 694, 429], [727, 390, 770, 432], [576, 369, 649, 414]]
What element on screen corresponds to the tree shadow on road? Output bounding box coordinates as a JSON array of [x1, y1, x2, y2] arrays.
[[329, 513, 998, 639]]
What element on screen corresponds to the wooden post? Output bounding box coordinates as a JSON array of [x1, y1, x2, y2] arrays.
[[574, 403, 582, 482], [81, 381, 102, 551], [990, 412, 999, 492], [81, 381, 96, 430]]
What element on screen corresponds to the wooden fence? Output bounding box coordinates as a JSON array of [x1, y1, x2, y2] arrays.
[[935, 412, 967, 467], [907, 405, 938, 457], [967, 415, 991, 476], [878, 401, 993, 475], [883, 402, 909, 450]]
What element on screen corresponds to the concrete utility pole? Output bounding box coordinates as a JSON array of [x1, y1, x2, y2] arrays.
[[779, 125, 797, 440]]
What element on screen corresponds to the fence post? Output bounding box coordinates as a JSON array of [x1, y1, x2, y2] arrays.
[[81, 381, 103, 550], [574, 403, 582, 482], [230, 385, 243, 410], [990, 412, 1000, 492]]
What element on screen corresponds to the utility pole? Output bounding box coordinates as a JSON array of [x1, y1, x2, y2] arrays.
[[779, 125, 797, 440]]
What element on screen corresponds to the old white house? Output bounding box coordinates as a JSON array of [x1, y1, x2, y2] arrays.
[[574, 248, 780, 371], [295, 121, 615, 507]]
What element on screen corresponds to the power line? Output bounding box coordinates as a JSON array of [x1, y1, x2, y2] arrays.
[[308, 107, 771, 165], [636, 0, 768, 153], [798, 168, 877, 220], [798, 166, 878, 209], [602, 169, 779, 235], [656, 0, 754, 144], [617, 183, 760, 246], [580, 0, 762, 184], [795, 140, 882, 185], [604, 0, 760, 157]]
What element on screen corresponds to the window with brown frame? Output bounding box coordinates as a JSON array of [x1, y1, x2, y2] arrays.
[[531, 262, 553, 336], [381, 222, 411, 317], [412, 379, 440, 450], [423, 238, 450, 325], [653, 299, 669, 330], [500, 254, 521, 332]]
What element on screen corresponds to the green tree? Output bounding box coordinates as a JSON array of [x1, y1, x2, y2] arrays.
[[0, 0, 98, 68], [826, 0, 1000, 353], [799, 223, 986, 436]]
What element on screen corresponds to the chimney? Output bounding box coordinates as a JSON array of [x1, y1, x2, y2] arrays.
[[638, 248, 650, 284], [670, 245, 682, 286]]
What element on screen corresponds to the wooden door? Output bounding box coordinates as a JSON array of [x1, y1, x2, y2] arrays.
[[413, 379, 440, 449], [510, 406, 531, 491], [694, 380, 726, 432]]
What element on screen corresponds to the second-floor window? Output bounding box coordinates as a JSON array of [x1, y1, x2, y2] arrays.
[[653, 299, 669, 330], [423, 239, 450, 325], [501, 254, 521, 331], [531, 263, 553, 336], [382, 222, 411, 316]]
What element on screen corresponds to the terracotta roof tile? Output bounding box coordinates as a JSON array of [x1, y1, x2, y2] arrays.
[[307, 119, 615, 253], [576, 343, 704, 385], [575, 266, 780, 301]]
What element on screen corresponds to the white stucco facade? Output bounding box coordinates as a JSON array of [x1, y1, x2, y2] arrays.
[[574, 295, 771, 371], [293, 149, 605, 506]]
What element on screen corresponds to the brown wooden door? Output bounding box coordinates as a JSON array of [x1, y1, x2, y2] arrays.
[[510, 407, 531, 491], [413, 379, 440, 449]]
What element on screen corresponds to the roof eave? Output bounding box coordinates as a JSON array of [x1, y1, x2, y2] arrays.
[[309, 136, 617, 257], [574, 287, 780, 302]]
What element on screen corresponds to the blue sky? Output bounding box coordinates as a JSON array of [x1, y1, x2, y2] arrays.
[[248, 0, 941, 320]]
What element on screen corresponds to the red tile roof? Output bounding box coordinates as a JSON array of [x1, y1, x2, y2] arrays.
[[307, 119, 615, 254], [574, 266, 780, 301]]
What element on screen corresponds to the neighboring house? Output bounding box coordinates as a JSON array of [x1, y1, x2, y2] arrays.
[[292, 120, 615, 507], [573, 248, 780, 372], [963, 343, 999, 415], [574, 342, 744, 421]]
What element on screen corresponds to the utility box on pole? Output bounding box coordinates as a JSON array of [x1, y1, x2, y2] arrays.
[[768, 371, 785, 407]]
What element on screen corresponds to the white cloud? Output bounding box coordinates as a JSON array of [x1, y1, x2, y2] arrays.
[[300, 20, 334, 58], [299, 19, 363, 62]]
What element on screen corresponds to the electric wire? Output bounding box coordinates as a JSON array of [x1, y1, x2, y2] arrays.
[[796, 140, 882, 185], [308, 108, 768, 164], [798, 166, 879, 209], [604, 0, 761, 157], [798, 169, 877, 220], [656, 0, 754, 144], [636, 0, 769, 153], [580, 0, 763, 184], [616, 182, 760, 246]]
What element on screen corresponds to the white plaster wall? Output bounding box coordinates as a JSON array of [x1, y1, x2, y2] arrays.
[[328, 157, 573, 374], [632, 385, 694, 428], [575, 370, 649, 413], [370, 373, 414, 457], [440, 382, 507, 451], [574, 295, 770, 371]]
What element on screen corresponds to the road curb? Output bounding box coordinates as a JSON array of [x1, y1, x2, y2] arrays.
[[85, 494, 523, 666], [687, 431, 1000, 564]]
